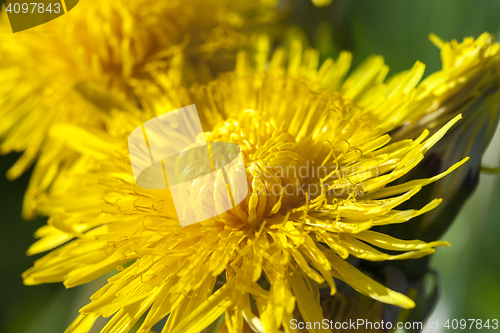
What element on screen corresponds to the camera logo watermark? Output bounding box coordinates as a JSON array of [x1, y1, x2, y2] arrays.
[[2, 0, 79, 33], [128, 105, 248, 227]]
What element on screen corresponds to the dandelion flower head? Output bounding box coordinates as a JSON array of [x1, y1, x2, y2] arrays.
[[22, 34, 500, 333]]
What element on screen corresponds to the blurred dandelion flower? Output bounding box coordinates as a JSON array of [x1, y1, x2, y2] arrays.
[[20, 31, 491, 332], [0, 0, 271, 218], [309, 0, 334, 8], [387, 33, 500, 243]]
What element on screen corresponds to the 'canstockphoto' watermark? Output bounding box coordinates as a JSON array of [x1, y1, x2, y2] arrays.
[[2, 0, 79, 33]]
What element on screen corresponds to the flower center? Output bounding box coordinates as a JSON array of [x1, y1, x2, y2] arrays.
[[205, 110, 311, 225]]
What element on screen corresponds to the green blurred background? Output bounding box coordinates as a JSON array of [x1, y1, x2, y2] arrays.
[[1, 0, 500, 332]]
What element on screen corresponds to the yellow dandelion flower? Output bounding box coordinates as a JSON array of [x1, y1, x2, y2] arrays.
[[0, 0, 269, 219], [387, 33, 500, 242], [23, 35, 499, 333], [310, 0, 333, 8]]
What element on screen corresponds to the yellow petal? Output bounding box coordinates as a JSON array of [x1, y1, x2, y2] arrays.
[[168, 278, 236, 333], [326, 251, 415, 309], [289, 270, 333, 333]]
